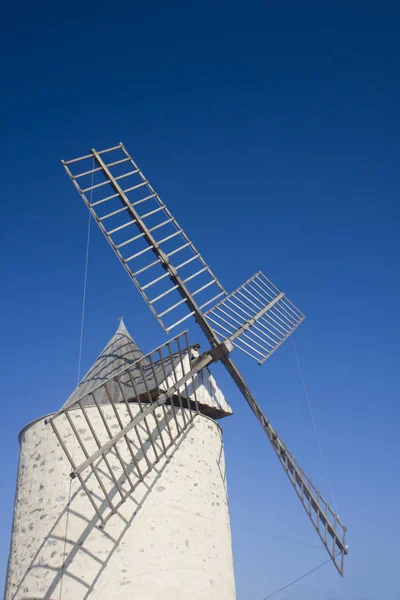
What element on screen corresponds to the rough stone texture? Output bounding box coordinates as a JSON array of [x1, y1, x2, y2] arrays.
[[5, 405, 235, 599]]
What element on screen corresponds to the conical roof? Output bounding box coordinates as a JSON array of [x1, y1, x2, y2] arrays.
[[62, 320, 233, 418], [63, 319, 145, 409]]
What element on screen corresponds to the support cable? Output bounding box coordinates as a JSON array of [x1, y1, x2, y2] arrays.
[[76, 163, 93, 384], [260, 553, 337, 600], [61, 164, 93, 594], [291, 338, 339, 515]]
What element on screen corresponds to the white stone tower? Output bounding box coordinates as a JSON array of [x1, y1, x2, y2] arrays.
[[4, 321, 236, 600]]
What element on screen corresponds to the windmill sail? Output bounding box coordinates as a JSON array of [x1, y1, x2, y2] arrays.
[[204, 271, 305, 363], [222, 355, 347, 575], [63, 144, 225, 334], [62, 142, 348, 575], [47, 331, 212, 525]]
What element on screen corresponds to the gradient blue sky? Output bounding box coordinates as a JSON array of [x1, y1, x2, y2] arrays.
[[1, 3, 399, 599]]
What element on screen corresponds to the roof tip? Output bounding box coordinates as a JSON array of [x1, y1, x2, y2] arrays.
[[117, 316, 128, 333]]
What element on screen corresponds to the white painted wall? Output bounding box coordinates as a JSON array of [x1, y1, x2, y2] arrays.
[[5, 404, 235, 599]]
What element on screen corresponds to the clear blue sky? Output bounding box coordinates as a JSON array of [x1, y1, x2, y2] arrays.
[[1, 3, 399, 599]]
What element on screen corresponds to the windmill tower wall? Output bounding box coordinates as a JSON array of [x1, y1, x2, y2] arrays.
[[5, 407, 235, 600], [4, 325, 236, 600]]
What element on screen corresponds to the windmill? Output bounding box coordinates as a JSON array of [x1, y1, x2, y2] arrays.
[[4, 143, 347, 600]]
